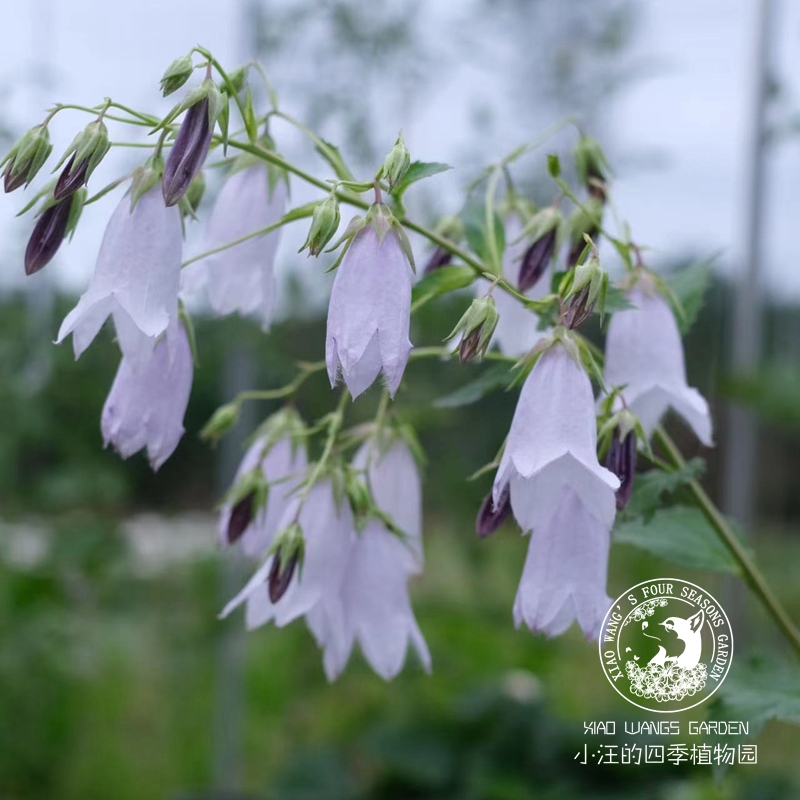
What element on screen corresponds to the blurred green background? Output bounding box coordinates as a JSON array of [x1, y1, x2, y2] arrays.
[[2, 1, 800, 798]]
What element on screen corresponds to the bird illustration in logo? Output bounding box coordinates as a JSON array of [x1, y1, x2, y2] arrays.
[[648, 609, 704, 669]]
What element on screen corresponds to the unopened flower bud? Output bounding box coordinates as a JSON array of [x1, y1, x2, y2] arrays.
[[574, 134, 610, 192], [2, 125, 52, 193], [423, 246, 452, 274], [299, 192, 340, 257], [54, 120, 110, 200], [200, 402, 240, 442], [227, 492, 254, 544], [160, 54, 194, 96], [517, 207, 562, 292], [267, 523, 304, 603], [566, 196, 603, 267], [24, 195, 74, 275], [563, 256, 606, 329], [476, 484, 512, 538], [162, 81, 224, 207], [605, 426, 637, 511], [380, 133, 411, 189], [445, 294, 499, 364]]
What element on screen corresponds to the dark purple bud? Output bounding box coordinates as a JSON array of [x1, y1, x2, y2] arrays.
[[459, 323, 483, 364], [476, 485, 512, 538], [268, 547, 299, 603], [162, 99, 213, 207], [606, 429, 637, 510], [564, 284, 593, 329], [423, 246, 452, 274], [226, 492, 254, 544], [568, 228, 598, 267], [24, 197, 73, 276], [4, 161, 29, 193], [54, 153, 90, 201], [518, 229, 556, 293]]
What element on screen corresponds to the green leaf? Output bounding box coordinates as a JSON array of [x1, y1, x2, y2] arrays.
[[392, 161, 451, 197], [461, 203, 505, 272], [546, 153, 561, 178], [624, 459, 705, 520], [603, 285, 635, 314], [714, 658, 800, 736], [434, 362, 513, 409], [666, 255, 717, 334], [411, 265, 475, 312], [614, 505, 748, 574], [314, 138, 355, 182]]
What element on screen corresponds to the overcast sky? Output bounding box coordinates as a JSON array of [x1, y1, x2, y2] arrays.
[[3, 0, 800, 303]]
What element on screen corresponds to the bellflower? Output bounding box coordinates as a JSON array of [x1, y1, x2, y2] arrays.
[[57, 186, 182, 367], [604, 276, 713, 445], [220, 480, 355, 631], [493, 343, 620, 531], [101, 318, 193, 470], [307, 438, 430, 680], [326, 224, 413, 399], [184, 164, 287, 329], [219, 431, 307, 559], [514, 486, 612, 640], [486, 214, 549, 356]]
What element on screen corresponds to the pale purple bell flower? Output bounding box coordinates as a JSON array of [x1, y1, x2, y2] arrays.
[[101, 317, 193, 471], [218, 434, 307, 559], [57, 186, 182, 368], [513, 486, 612, 640], [493, 344, 620, 532], [481, 213, 550, 357], [183, 165, 287, 330], [604, 276, 713, 445], [219, 480, 355, 630], [307, 519, 431, 681], [306, 438, 430, 680], [326, 225, 413, 399]]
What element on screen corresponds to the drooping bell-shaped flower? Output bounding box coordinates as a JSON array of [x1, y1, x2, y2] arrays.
[[514, 486, 612, 640], [485, 214, 550, 356], [219, 426, 307, 559], [604, 275, 713, 445], [220, 480, 355, 630], [326, 224, 413, 399], [57, 186, 182, 367], [101, 317, 193, 470], [306, 438, 430, 680], [307, 519, 431, 681], [183, 164, 287, 330], [493, 343, 620, 532]]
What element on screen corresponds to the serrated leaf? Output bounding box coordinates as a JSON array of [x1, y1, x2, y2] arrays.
[[603, 284, 635, 314], [314, 138, 355, 182], [434, 362, 513, 409], [622, 459, 706, 520], [666, 256, 717, 334], [392, 161, 451, 197], [713, 658, 800, 736], [411, 265, 475, 312], [614, 505, 748, 574]]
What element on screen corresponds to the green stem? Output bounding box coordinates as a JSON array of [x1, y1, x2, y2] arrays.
[[484, 166, 503, 274], [297, 389, 349, 501], [180, 206, 312, 269], [654, 425, 800, 657]]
